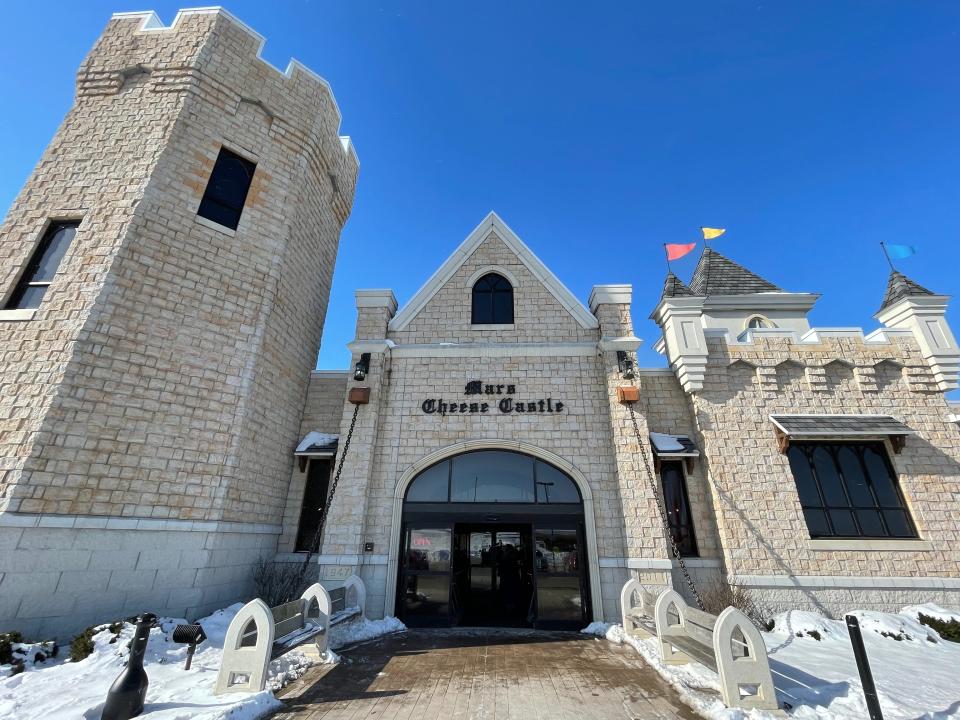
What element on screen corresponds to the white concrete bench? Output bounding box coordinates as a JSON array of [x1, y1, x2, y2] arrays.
[[653, 588, 778, 711], [215, 575, 366, 695], [620, 578, 660, 638]]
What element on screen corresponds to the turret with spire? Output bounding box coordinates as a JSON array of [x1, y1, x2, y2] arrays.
[[876, 268, 958, 392]]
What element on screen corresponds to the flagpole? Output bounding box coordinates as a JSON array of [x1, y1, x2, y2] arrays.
[[880, 242, 896, 271], [663, 244, 672, 274]]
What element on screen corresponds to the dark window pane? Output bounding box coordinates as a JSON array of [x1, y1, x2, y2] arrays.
[[295, 459, 331, 551], [451, 451, 534, 502], [534, 529, 579, 574], [659, 461, 698, 556], [9, 284, 48, 310], [863, 446, 900, 506], [402, 573, 449, 625], [535, 461, 581, 503], [492, 289, 514, 323], [829, 509, 858, 536], [803, 508, 831, 537], [788, 446, 821, 506], [406, 528, 451, 572], [882, 509, 916, 538], [855, 509, 885, 536], [471, 273, 513, 325], [837, 446, 873, 506], [6, 222, 78, 310], [406, 461, 450, 502], [197, 148, 256, 230], [813, 446, 846, 506], [32, 225, 76, 281]]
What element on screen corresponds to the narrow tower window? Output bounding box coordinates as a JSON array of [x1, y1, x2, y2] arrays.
[[5, 222, 79, 310], [471, 272, 514, 324], [197, 147, 256, 230], [658, 461, 698, 556]]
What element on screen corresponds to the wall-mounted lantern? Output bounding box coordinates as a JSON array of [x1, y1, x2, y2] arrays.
[[354, 353, 371, 381], [616, 350, 635, 379]]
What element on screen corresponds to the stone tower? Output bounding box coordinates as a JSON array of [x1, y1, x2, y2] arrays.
[[0, 8, 357, 637]]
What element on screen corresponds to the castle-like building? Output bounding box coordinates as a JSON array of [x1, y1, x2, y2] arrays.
[[1, 8, 958, 638]]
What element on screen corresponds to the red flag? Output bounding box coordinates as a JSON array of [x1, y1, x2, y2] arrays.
[[665, 243, 696, 261]]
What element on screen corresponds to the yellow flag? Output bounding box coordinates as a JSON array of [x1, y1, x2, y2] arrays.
[[701, 227, 726, 240]]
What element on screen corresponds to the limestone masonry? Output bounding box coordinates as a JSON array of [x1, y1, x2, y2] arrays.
[[1, 7, 958, 639]]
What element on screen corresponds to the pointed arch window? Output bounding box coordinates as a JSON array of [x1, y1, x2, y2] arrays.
[[471, 273, 514, 325]]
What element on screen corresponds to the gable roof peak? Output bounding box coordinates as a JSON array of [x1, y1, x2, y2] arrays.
[[387, 212, 599, 332], [689, 247, 783, 296], [878, 269, 935, 313]]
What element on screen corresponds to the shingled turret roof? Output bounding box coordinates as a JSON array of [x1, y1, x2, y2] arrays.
[[689, 247, 782, 296], [878, 270, 935, 313], [660, 272, 695, 300]]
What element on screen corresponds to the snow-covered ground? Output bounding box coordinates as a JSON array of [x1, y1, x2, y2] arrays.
[[583, 603, 960, 719], [0, 605, 405, 720]]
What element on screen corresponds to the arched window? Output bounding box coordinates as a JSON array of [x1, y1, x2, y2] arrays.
[[746, 315, 776, 330], [405, 450, 581, 504], [471, 273, 514, 325]]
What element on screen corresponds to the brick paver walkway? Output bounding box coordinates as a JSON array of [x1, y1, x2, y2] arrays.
[[274, 629, 702, 720]]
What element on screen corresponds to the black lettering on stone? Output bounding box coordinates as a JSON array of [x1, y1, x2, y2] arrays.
[[498, 398, 512, 413], [538, 400, 545, 412], [497, 384, 505, 394], [448, 401, 458, 413], [422, 399, 436, 414], [464, 381, 482, 395], [527, 402, 537, 412], [481, 403, 490, 412], [469, 403, 479, 413], [485, 385, 495, 395], [507, 384, 516, 394], [460, 403, 468, 413], [555, 401, 564, 412], [516, 403, 525, 413]]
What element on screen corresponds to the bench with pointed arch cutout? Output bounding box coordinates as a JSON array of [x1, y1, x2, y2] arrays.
[[215, 575, 366, 695], [620, 580, 779, 711]]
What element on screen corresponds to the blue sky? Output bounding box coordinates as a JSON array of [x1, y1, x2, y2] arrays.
[[2, 1, 958, 380]]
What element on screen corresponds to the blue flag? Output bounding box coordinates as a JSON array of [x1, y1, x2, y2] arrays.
[[886, 243, 917, 260]]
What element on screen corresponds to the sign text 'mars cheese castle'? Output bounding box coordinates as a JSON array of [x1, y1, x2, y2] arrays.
[[0, 7, 959, 638]]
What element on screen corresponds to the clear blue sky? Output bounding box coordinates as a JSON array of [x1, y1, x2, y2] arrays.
[[2, 2, 958, 386]]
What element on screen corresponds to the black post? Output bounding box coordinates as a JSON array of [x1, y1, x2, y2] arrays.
[[845, 615, 884, 720], [101, 613, 156, 720]]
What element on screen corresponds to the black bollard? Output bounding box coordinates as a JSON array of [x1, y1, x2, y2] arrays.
[[845, 615, 884, 720], [101, 613, 157, 720]]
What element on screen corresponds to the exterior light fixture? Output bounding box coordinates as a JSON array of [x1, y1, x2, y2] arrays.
[[354, 353, 371, 381], [617, 350, 635, 379]]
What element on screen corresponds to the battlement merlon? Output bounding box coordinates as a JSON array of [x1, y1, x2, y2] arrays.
[[80, 7, 358, 178]]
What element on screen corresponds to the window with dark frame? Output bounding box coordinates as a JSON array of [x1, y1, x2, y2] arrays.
[[471, 273, 514, 325], [5, 222, 79, 310], [196, 147, 257, 231], [658, 460, 698, 556], [787, 441, 917, 539], [295, 458, 331, 552]]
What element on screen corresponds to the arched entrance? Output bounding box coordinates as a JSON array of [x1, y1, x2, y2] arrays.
[[388, 446, 598, 630]]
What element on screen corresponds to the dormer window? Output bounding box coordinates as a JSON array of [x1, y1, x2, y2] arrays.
[[471, 272, 514, 325], [746, 315, 776, 330]]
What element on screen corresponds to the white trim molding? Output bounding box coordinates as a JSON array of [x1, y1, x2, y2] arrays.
[[355, 289, 398, 312], [729, 574, 960, 590], [808, 538, 933, 552], [588, 284, 632, 312], [387, 212, 599, 332], [0, 511, 281, 534], [383, 439, 604, 621], [0, 309, 36, 322], [598, 557, 673, 570]]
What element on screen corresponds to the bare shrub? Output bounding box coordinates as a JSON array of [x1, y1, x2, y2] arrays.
[[251, 559, 308, 607], [698, 581, 772, 631]]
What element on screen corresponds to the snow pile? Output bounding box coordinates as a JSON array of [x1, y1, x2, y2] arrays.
[[0, 639, 58, 678], [583, 603, 960, 720], [0, 604, 406, 720], [329, 615, 406, 649]]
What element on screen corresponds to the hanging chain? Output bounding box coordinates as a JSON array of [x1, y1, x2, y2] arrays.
[[627, 402, 705, 610], [298, 402, 362, 579]]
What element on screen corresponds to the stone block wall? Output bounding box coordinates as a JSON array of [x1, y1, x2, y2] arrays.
[[690, 331, 960, 614], [0, 8, 357, 636]]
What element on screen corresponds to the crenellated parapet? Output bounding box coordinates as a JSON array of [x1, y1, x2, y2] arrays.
[[698, 326, 944, 395], [80, 8, 358, 221]]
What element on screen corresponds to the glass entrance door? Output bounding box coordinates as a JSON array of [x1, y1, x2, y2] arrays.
[[533, 524, 588, 629], [452, 524, 534, 627], [399, 525, 452, 627]]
